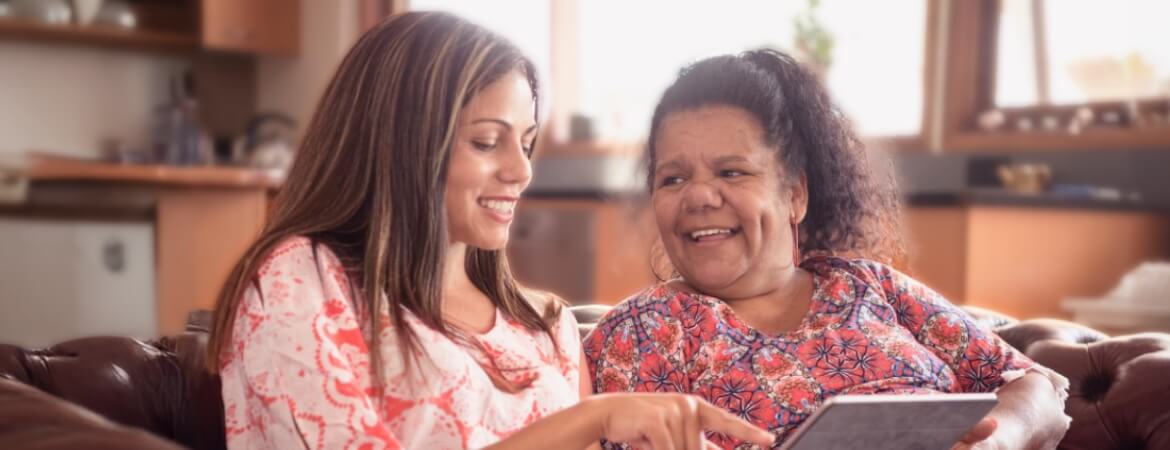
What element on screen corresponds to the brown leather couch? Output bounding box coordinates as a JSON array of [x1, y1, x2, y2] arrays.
[[2, 307, 1168, 450], [0, 312, 221, 450]]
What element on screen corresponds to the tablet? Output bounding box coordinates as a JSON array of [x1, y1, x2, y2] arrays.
[[778, 393, 998, 450]]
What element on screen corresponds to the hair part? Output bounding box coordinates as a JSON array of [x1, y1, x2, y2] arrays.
[[646, 48, 904, 268], [206, 11, 560, 394]]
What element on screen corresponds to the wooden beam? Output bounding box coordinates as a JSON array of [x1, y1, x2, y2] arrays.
[[940, 0, 1001, 146], [1030, 0, 1051, 105]]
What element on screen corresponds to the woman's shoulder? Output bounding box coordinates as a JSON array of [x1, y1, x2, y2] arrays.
[[226, 236, 364, 353], [595, 281, 708, 325], [247, 235, 358, 311], [583, 282, 709, 360], [255, 235, 347, 279], [802, 254, 902, 284]]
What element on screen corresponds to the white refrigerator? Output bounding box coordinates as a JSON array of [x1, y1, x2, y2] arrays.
[[0, 218, 156, 347]]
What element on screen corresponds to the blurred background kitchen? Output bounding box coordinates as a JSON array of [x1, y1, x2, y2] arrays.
[[1, 0, 1167, 347]]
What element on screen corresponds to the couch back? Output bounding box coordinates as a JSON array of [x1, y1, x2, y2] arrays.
[[1, 306, 1168, 450]]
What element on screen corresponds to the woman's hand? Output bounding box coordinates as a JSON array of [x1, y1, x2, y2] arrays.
[[952, 371, 1070, 450], [951, 416, 1000, 450], [585, 393, 774, 450]]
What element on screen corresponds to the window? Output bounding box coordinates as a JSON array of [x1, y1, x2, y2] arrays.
[[939, 0, 1170, 151], [407, 0, 552, 98], [575, 0, 926, 140], [996, 0, 1170, 107], [410, 1, 928, 142]]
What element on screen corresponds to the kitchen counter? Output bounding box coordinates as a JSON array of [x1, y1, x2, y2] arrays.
[[0, 157, 277, 335], [22, 158, 283, 190], [906, 188, 1168, 214]]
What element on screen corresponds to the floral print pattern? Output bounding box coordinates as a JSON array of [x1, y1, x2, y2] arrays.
[[220, 237, 581, 449], [584, 256, 1037, 449]]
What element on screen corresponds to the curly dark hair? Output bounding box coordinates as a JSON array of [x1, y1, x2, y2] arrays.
[[646, 48, 904, 265]]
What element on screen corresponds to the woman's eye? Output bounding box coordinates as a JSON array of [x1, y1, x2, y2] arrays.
[[660, 176, 684, 187], [472, 141, 497, 151], [720, 169, 745, 178]]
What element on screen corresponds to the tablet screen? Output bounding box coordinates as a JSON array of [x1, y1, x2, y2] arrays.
[[778, 393, 998, 450]]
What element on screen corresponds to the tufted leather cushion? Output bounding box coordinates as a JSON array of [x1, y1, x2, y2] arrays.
[[976, 315, 1170, 450], [0, 377, 183, 449], [0, 314, 225, 450]]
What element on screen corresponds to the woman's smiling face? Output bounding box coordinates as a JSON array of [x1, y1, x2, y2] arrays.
[[444, 71, 536, 250], [651, 105, 807, 298]]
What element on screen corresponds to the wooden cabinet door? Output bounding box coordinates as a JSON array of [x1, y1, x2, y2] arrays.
[[201, 0, 299, 56]]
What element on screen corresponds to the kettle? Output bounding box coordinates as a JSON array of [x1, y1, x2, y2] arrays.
[[233, 113, 296, 172]]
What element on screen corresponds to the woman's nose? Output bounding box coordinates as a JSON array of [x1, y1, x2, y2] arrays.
[[498, 143, 532, 188], [682, 179, 723, 212]]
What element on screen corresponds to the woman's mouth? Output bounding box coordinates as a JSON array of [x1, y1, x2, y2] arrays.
[[478, 197, 517, 223], [686, 227, 742, 243]]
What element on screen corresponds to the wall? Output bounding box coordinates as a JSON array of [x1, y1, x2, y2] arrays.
[[0, 42, 187, 159], [0, 0, 355, 161], [255, 0, 359, 134]]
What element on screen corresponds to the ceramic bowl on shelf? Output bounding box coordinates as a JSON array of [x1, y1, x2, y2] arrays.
[[10, 0, 73, 24], [93, 0, 134, 29], [72, 0, 102, 25]]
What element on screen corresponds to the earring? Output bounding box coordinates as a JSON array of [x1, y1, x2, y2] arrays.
[[791, 219, 801, 266]]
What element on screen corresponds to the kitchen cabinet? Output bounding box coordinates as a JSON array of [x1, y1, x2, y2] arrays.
[[201, 0, 299, 56], [508, 198, 657, 305], [0, 0, 300, 56], [905, 205, 1170, 320]]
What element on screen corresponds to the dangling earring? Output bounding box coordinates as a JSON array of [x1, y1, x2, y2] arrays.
[[791, 220, 801, 267]]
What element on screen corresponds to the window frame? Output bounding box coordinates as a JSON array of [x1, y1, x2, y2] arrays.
[[938, 0, 1170, 151]]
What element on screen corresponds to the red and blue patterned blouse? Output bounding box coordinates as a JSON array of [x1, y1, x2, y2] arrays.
[[584, 256, 1044, 449]]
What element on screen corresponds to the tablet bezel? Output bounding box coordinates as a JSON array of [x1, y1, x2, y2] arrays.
[[777, 393, 998, 450]]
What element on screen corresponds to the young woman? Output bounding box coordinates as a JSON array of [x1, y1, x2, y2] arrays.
[[206, 12, 773, 450]]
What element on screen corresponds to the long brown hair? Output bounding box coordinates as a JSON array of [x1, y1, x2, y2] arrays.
[[206, 12, 559, 392]]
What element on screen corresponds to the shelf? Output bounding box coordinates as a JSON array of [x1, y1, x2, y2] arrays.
[[20, 156, 282, 190], [0, 18, 198, 52], [947, 126, 1170, 152]]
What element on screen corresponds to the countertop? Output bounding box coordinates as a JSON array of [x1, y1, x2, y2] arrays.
[[0, 156, 282, 220], [22, 159, 283, 190], [906, 188, 1169, 213]]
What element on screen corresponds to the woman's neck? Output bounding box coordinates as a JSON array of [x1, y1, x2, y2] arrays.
[[706, 267, 815, 335], [442, 242, 497, 333], [443, 242, 473, 293]]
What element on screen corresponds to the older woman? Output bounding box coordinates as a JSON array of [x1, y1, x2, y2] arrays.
[[584, 49, 1070, 450]]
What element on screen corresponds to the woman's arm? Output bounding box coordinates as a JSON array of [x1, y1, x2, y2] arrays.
[[485, 393, 774, 450], [490, 344, 762, 450], [859, 261, 1069, 449], [580, 352, 605, 450], [580, 350, 594, 400]]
